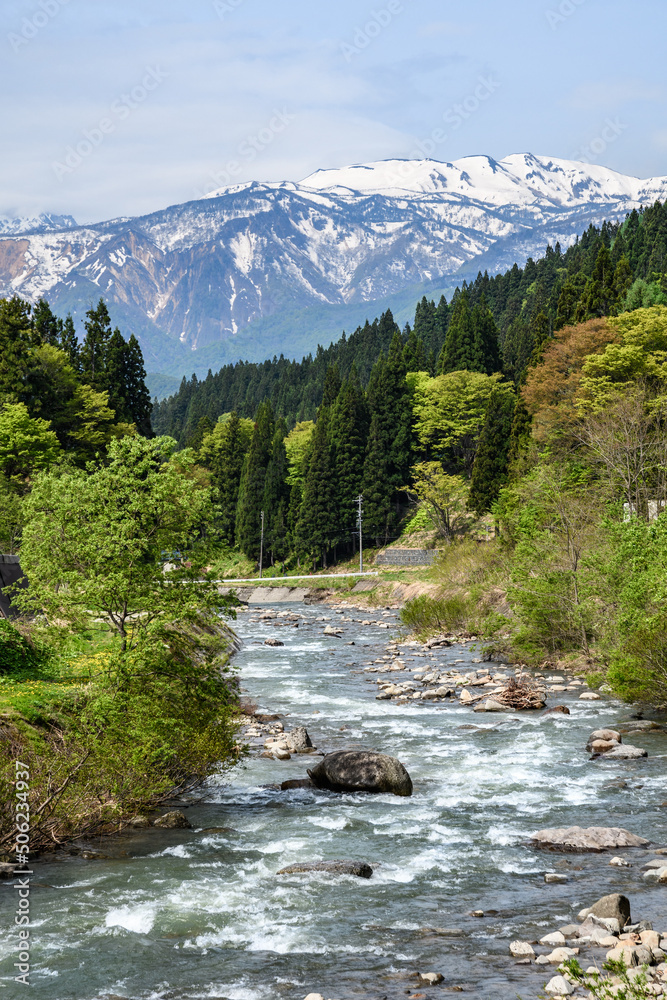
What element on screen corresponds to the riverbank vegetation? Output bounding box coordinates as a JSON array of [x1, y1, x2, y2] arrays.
[[0, 306, 241, 851]]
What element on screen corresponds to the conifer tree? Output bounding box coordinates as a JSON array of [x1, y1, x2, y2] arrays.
[[438, 289, 475, 372], [105, 329, 130, 421], [123, 334, 153, 436], [296, 408, 337, 567], [506, 398, 532, 478], [263, 421, 291, 564], [471, 293, 501, 373], [321, 363, 341, 406], [32, 299, 62, 346], [469, 387, 516, 515], [366, 332, 413, 492], [236, 401, 274, 560], [59, 315, 80, 371], [362, 412, 392, 546], [81, 299, 113, 390], [210, 411, 248, 546], [329, 369, 368, 549]]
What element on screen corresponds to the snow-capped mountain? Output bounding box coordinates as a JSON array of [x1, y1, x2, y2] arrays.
[[0, 213, 77, 236], [1, 153, 666, 371]]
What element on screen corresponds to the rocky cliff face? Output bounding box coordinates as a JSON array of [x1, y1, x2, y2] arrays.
[[2, 153, 666, 367]]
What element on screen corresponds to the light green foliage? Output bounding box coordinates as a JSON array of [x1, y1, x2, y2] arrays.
[[17, 434, 236, 659], [401, 593, 472, 637], [405, 462, 472, 542], [284, 420, 315, 486], [560, 956, 652, 1000], [496, 463, 603, 656], [411, 369, 508, 474], [0, 402, 61, 485], [579, 306, 667, 409]]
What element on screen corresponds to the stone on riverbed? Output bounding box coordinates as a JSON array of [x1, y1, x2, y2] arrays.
[[152, 810, 191, 829], [509, 941, 535, 957], [531, 826, 649, 852], [602, 744, 648, 759], [307, 750, 413, 796], [544, 975, 574, 996], [578, 893, 631, 927], [278, 860, 373, 878], [473, 698, 512, 712], [264, 638, 284, 646], [281, 778, 316, 791]]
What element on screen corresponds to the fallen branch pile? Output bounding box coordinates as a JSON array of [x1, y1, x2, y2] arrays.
[[496, 676, 546, 710]]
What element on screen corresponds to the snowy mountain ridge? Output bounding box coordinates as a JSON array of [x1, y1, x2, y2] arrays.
[[1, 153, 666, 372]]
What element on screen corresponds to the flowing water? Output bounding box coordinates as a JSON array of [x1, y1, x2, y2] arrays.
[[2, 600, 667, 1000]]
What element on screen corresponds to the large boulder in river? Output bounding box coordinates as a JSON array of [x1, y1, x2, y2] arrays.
[[152, 810, 191, 829], [531, 826, 649, 852], [578, 893, 631, 928], [307, 750, 413, 796], [277, 859, 373, 878]]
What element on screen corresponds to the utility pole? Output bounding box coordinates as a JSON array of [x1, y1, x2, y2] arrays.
[[356, 494, 363, 574], [259, 510, 265, 579]]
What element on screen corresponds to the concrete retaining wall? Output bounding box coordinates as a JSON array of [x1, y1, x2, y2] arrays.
[[375, 549, 438, 566]]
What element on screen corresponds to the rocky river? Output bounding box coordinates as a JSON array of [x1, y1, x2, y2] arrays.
[[1, 598, 666, 1000]]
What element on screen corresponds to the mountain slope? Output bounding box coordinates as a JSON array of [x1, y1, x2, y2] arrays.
[[1, 153, 666, 375]]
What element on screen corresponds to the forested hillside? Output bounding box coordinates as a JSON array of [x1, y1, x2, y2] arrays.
[[152, 200, 667, 444]]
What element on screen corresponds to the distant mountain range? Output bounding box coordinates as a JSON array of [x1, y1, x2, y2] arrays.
[[2, 153, 666, 383]]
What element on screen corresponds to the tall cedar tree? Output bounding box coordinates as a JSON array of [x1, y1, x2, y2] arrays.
[[81, 299, 113, 390], [439, 290, 500, 374], [59, 315, 80, 371], [329, 368, 368, 549], [263, 421, 291, 564], [0, 297, 34, 401], [362, 412, 392, 546], [123, 334, 153, 436], [296, 407, 337, 567], [211, 412, 247, 545], [469, 387, 517, 515], [236, 401, 274, 560], [366, 327, 413, 497]]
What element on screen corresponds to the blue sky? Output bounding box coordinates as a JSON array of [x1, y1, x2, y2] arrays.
[[1, 0, 666, 223]]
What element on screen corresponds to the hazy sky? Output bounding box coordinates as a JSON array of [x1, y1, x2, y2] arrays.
[[2, 0, 666, 223]]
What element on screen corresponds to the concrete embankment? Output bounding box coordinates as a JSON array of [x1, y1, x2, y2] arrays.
[[218, 578, 439, 605]]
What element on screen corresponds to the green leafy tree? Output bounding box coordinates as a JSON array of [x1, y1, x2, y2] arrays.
[[404, 462, 471, 542], [17, 435, 237, 661], [411, 369, 507, 475], [0, 402, 61, 488]]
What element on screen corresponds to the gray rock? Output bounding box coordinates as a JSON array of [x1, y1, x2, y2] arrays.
[[602, 744, 648, 759], [544, 975, 574, 996], [307, 750, 413, 797], [473, 698, 512, 712], [509, 941, 535, 957], [152, 810, 192, 829], [264, 638, 284, 647], [283, 727, 314, 752], [0, 863, 16, 879], [277, 860, 373, 878], [578, 893, 631, 928], [531, 826, 649, 852], [544, 872, 568, 883]]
